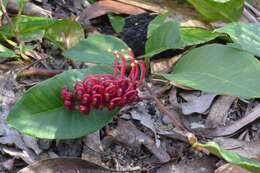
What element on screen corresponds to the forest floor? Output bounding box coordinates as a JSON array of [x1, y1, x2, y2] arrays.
[[0, 0, 260, 173]]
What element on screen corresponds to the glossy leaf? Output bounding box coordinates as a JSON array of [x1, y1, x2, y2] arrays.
[[187, 0, 244, 22], [44, 19, 84, 50], [108, 13, 125, 33], [7, 66, 119, 139], [193, 142, 260, 172], [145, 21, 183, 57], [180, 27, 221, 47], [147, 12, 171, 38], [63, 34, 129, 65], [0, 44, 16, 58], [145, 19, 221, 57], [215, 23, 260, 56], [0, 15, 54, 42], [161, 44, 260, 98]]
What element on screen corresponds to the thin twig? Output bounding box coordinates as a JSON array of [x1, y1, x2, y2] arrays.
[[144, 82, 187, 132], [144, 82, 199, 144], [243, 8, 259, 23], [0, 0, 21, 44], [17, 68, 63, 78], [245, 1, 260, 17]]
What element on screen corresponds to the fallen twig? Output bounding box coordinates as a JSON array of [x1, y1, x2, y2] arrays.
[[245, 2, 260, 17], [145, 82, 186, 131], [17, 68, 63, 78], [144, 82, 198, 145], [243, 8, 259, 23]]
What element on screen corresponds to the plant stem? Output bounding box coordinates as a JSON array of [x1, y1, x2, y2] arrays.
[[0, 0, 21, 44], [144, 82, 198, 144], [144, 82, 186, 132]]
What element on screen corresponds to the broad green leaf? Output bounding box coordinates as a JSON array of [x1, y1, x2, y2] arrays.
[[145, 21, 183, 57], [63, 34, 129, 65], [180, 27, 221, 46], [0, 15, 55, 42], [193, 142, 260, 172], [187, 0, 244, 22], [215, 23, 260, 56], [147, 12, 171, 38], [7, 66, 119, 139], [108, 13, 125, 33], [0, 44, 16, 58], [161, 44, 260, 98], [44, 19, 84, 50], [145, 20, 221, 57]]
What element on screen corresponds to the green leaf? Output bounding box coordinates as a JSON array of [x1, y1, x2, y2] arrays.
[[180, 27, 221, 47], [44, 19, 84, 50], [187, 0, 244, 22], [215, 23, 260, 56], [161, 44, 260, 98], [7, 66, 119, 139], [145, 20, 221, 57], [88, 0, 96, 4], [0, 15, 55, 42], [193, 142, 260, 172], [145, 21, 183, 57], [108, 13, 125, 33], [0, 44, 16, 58], [147, 12, 171, 38], [63, 34, 129, 65]]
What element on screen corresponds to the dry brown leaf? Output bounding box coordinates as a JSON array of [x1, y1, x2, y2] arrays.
[[214, 137, 260, 160], [7, 0, 51, 17], [81, 131, 104, 166], [150, 54, 182, 74], [108, 120, 171, 163], [18, 157, 115, 173], [215, 163, 250, 173], [79, 0, 146, 24], [1, 158, 15, 172], [208, 104, 260, 137], [181, 93, 216, 115], [155, 156, 217, 173], [115, 0, 197, 17], [206, 96, 237, 128]]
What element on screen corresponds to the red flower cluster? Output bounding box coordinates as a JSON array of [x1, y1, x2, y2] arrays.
[[61, 49, 145, 114]]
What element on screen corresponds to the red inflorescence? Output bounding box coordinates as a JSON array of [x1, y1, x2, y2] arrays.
[[61, 49, 145, 114]]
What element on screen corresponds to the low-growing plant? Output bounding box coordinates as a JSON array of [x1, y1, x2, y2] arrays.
[[4, 1, 260, 172]]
